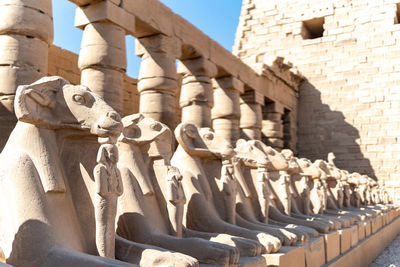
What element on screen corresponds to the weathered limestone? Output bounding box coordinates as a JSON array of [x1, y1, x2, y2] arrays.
[[78, 16, 127, 113], [0, 0, 53, 150], [262, 101, 285, 151], [178, 57, 217, 128], [136, 34, 181, 130], [94, 143, 123, 258], [240, 90, 263, 140], [115, 114, 242, 265], [0, 76, 136, 266], [212, 76, 244, 145], [172, 122, 282, 254]]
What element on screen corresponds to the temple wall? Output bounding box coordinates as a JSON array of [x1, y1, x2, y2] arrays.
[[234, 0, 400, 201]]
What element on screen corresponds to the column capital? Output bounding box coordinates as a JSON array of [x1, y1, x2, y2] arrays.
[[74, 0, 135, 35], [177, 57, 217, 79], [135, 34, 182, 59], [213, 76, 244, 93]]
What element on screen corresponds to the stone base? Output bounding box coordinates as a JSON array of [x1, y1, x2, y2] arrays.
[[304, 237, 325, 267], [365, 220, 372, 236], [338, 227, 352, 253], [200, 256, 266, 267], [323, 231, 340, 262], [357, 221, 365, 241], [263, 246, 305, 267], [327, 217, 400, 267], [350, 225, 358, 247]]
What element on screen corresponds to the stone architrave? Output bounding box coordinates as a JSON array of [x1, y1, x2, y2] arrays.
[[136, 34, 181, 130], [78, 17, 127, 113], [211, 76, 244, 145], [0, 0, 53, 150], [239, 89, 263, 140], [178, 57, 217, 128]]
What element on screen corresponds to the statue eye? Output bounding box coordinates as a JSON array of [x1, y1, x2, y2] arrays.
[[150, 122, 162, 131], [73, 94, 86, 105], [203, 133, 214, 140]]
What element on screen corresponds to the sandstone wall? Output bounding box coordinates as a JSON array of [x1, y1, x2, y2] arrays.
[[234, 0, 400, 200], [48, 45, 139, 117]]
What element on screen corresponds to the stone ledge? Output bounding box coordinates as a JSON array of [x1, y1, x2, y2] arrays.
[[326, 216, 400, 267]]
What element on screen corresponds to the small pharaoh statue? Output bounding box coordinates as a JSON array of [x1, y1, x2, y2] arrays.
[[218, 159, 237, 224], [279, 171, 291, 215], [166, 165, 186, 237], [299, 174, 311, 215], [256, 167, 271, 223], [93, 143, 123, 258]]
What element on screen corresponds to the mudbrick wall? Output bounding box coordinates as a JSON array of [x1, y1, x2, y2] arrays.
[[234, 0, 400, 201]]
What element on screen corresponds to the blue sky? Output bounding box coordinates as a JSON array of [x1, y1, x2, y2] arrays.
[[53, 1, 243, 77]]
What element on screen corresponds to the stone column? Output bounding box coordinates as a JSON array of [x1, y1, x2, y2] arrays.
[[135, 34, 181, 130], [212, 76, 244, 145], [262, 102, 284, 150], [178, 57, 217, 128], [0, 0, 53, 150], [240, 90, 263, 140], [78, 21, 126, 114]]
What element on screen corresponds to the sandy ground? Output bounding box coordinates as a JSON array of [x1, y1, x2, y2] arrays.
[[370, 232, 400, 267]]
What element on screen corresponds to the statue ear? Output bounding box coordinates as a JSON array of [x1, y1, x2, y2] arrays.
[[14, 76, 68, 126]]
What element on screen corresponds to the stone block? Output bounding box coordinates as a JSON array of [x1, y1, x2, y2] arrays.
[[338, 227, 352, 254], [365, 220, 372, 236], [357, 221, 365, 241], [371, 217, 380, 233], [0, 3, 53, 43], [263, 245, 305, 267], [0, 35, 48, 74], [323, 231, 340, 263], [304, 236, 325, 267], [75, 0, 135, 35], [350, 225, 359, 247]]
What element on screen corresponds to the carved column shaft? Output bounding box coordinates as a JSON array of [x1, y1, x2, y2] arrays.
[[212, 76, 243, 145], [0, 0, 53, 150], [240, 90, 263, 140], [262, 102, 284, 150], [78, 21, 126, 114], [136, 34, 181, 130], [178, 57, 217, 128]]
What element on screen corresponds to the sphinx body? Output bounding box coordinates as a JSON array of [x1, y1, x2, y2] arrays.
[[115, 114, 249, 265], [171, 123, 284, 254]]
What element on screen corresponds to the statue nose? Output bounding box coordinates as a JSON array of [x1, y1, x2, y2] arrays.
[[107, 111, 121, 122]]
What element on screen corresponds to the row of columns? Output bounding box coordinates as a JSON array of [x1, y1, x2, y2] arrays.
[[0, 0, 290, 152]]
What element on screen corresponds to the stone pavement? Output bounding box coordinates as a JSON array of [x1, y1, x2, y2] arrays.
[[370, 232, 400, 267]]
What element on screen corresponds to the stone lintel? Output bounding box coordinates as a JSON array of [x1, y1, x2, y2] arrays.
[[75, 0, 135, 35], [135, 34, 181, 58], [177, 57, 217, 79], [212, 76, 244, 93], [240, 89, 264, 105]]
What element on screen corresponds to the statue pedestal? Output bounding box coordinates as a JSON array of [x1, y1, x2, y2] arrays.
[[304, 236, 325, 267], [338, 227, 352, 254], [263, 246, 305, 267], [323, 231, 340, 262], [350, 225, 359, 247], [200, 256, 266, 267], [364, 220, 372, 237], [357, 221, 365, 241]]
